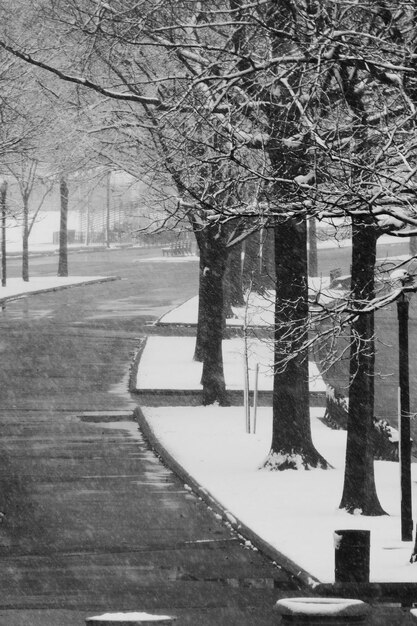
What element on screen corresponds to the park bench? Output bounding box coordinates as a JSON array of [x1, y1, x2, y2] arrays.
[[162, 241, 193, 256]]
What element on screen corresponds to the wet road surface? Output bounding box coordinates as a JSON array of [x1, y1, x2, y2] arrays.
[[0, 247, 414, 625], [0, 248, 303, 625]]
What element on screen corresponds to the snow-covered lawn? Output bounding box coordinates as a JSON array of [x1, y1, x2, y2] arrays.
[[138, 279, 417, 585], [0, 276, 112, 301], [157, 279, 344, 328], [136, 335, 325, 393], [142, 404, 417, 584], [134, 256, 198, 264]]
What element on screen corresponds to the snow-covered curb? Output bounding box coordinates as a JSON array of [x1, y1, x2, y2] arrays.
[[156, 285, 338, 328], [138, 405, 417, 585], [133, 256, 198, 264], [0, 275, 118, 302], [135, 406, 321, 589], [135, 336, 325, 393]]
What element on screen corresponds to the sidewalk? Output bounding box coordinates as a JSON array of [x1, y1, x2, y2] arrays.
[[135, 295, 417, 601], [0, 264, 305, 626]]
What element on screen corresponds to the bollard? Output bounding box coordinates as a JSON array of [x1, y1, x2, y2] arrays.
[[275, 597, 370, 625], [85, 612, 176, 625], [334, 529, 370, 583]]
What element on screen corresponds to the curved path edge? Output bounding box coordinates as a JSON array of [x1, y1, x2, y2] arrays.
[[0, 276, 120, 304], [133, 409, 416, 603], [133, 406, 321, 592]]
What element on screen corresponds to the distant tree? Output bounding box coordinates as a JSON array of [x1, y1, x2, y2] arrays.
[[6, 0, 417, 488], [5, 157, 53, 281], [57, 177, 68, 277]]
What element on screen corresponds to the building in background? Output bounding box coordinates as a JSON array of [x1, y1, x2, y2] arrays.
[[1, 170, 175, 252]]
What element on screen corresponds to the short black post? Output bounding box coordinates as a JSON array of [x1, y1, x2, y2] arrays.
[[334, 529, 370, 583]]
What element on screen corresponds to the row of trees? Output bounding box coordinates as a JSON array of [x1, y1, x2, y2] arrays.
[[1, 1, 417, 516], [0, 22, 135, 282]]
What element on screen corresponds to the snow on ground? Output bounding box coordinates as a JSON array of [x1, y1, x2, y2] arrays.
[[133, 256, 198, 263], [158, 292, 276, 327], [315, 232, 407, 250], [87, 613, 174, 622], [137, 335, 324, 393], [139, 280, 417, 585], [142, 404, 417, 584], [0, 276, 110, 300], [158, 278, 335, 328]]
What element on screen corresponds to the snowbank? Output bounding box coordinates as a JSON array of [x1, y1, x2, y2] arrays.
[[142, 405, 417, 584]]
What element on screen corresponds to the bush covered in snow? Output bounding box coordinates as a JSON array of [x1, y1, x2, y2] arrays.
[[323, 385, 399, 461]]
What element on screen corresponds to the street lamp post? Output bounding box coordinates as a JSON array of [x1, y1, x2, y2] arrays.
[[397, 289, 413, 542]]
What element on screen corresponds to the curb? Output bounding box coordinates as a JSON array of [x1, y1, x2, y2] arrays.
[[5, 243, 139, 258], [128, 337, 148, 393], [134, 406, 321, 592], [315, 581, 417, 603], [0, 276, 120, 305], [153, 296, 196, 327], [132, 388, 326, 407], [135, 407, 417, 603], [131, 336, 326, 407]]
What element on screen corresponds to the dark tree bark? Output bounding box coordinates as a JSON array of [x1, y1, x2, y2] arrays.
[[22, 193, 29, 282], [242, 231, 271, 294], [255, 2, 328, 470], [58, 177, 69, 277], [339, 218, 386, 515], [264, 218, 329, 469], [194, 251, 207, 362], [224, 241, 244, 316], [260, 227, 275, 287], [308, 217, 318, 277], [193, 224, 229, 406]]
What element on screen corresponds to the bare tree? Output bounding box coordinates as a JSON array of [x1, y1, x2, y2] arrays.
[[5, 1, 417, 502]]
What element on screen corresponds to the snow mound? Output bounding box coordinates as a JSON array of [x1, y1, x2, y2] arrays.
[[86, 613, 175, 623]]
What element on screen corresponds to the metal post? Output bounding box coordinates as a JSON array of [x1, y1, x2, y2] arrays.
[[1, 180, 7, 287], [105, 172, 111, 248], [397, 293, 413, 541], [243, 353, 250, 433], [252, 362, 259, 434]]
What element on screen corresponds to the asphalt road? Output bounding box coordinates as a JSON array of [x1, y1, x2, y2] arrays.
[[0, 245, 414, 625], [0, 247, 303, 626]]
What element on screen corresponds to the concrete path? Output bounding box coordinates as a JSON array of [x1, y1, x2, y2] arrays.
[[0, 247, 413, 625], [0, 249, 302, 625]]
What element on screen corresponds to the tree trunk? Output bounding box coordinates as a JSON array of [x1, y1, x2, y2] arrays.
[[193, 225, 229, 405], [224, 242, 244, 316], [58, 177, 69, 277], [308, 217, 318, 277], [263, 218, 329, 470], [194, 252, 207, 362], [242, 231, 271, 294], [22, 194, 29, 282], [409, 235, 417, 257], [260, 227, 275, 287], [339, 218, 386, 515]]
